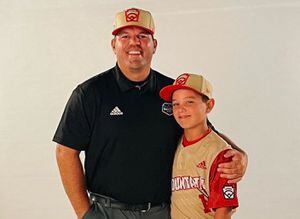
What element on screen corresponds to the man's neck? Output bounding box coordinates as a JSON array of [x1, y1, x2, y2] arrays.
[[117, 63, 151, 82]]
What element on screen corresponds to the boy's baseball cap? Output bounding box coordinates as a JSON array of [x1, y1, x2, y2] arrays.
[[112, 8, 155, 35], [160, 73, 213, 101]]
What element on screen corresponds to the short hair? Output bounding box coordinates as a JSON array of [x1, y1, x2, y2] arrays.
[[200, 94, 209, 103]]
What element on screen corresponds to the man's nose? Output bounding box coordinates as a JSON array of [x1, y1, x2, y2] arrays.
[[129, 36, 141, 45]]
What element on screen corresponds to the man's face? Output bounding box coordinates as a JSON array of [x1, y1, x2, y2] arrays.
[[172, 89, 214, 131], [111, 26, 157, 72]]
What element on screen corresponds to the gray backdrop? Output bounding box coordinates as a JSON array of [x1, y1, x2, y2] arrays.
[[1, 0, 300, 218]]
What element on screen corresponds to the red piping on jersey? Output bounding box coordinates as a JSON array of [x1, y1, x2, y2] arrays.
[[182, 128, 212, 147]]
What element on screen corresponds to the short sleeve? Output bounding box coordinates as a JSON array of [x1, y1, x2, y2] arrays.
[[53, 86, 92, 151], [207, 149, 239, 210]]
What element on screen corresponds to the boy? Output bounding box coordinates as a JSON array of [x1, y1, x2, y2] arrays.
[[160, 73, 239, 219]]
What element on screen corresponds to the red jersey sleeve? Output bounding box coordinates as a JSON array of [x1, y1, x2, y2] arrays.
[[207, 149, 239, 210]]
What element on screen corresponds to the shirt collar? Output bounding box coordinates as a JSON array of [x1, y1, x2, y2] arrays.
[[182, 128, 212, 147], [113, 64, 156, 92]]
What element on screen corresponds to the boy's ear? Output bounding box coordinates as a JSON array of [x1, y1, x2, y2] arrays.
[[206, 99, 215, 113]]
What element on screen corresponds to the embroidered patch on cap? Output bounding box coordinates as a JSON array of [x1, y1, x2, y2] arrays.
[[222, 185, 235, 199], [125, 8, 140, 22], [175, 73, 190, 85], [162, 102, 173, 116]]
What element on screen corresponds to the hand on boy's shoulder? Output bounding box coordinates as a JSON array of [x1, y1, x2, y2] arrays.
[[217, 149, 247, 183]]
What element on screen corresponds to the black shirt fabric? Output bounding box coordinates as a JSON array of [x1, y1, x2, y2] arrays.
[[53, 65, 182, 204]]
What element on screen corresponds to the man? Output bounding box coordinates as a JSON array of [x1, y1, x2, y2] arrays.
[[54, 8, 247, 219]]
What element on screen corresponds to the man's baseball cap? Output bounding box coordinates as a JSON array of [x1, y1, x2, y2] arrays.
[[112, 8, 155, 35], [160, 73, 213, 101]]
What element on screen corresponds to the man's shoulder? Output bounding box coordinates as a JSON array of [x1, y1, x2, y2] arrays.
[[77, 67, 114, 91], [151, 69, 175, 87]]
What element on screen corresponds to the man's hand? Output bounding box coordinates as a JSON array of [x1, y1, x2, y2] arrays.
[[217, 149, 248, 183]]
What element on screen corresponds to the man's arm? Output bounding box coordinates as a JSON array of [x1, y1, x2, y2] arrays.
[[218, 132, 245, 154], [214, 207, 232, 219], [56, 144, 90, 219], [217, 132, 248, 183]]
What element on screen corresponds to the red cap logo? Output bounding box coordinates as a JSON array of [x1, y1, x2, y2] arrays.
[[175, 73, 190, 85], [125, 8, 140, 22]]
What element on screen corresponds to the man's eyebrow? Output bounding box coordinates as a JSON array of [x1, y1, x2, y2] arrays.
[[116, 31, 128, 35]]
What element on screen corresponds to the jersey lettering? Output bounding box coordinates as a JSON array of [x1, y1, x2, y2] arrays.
[[172, 176, 205, 191]]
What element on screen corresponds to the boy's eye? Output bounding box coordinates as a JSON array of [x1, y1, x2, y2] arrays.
[[172, 102, 179, 107]]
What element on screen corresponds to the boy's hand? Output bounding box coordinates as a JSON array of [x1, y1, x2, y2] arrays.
[[217, 149, 248, 183]]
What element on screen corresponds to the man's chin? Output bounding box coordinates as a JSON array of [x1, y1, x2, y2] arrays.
[[128, 62, 147, 70]]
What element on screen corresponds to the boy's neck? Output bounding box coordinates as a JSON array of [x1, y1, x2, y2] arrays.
[[184, 124, 209, 141]]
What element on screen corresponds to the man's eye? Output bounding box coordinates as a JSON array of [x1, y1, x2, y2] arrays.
[[172, 103, 179, 107], [138, 34, 148, 39], [118, 34, 129, 39]]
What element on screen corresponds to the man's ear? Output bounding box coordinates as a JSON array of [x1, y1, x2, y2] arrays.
[[153, 39, 158, 54], [111, 38, 116, 54], [206, 98, 215, 113]]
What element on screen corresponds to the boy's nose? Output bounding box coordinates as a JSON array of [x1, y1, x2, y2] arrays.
[[177, 105, 186, 113]]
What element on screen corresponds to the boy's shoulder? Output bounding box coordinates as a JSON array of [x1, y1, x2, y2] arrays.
[[206, 130, 232, 152]]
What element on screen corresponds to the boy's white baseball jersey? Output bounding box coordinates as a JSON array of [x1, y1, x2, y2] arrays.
[[171, 129, 239, 219]]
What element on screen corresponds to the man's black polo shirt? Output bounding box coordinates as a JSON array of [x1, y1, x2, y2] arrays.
[[53, 65, 182, 204]]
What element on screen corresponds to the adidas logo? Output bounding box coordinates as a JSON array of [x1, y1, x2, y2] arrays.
[[110, 106, 123, 116], [196, 161, 207, 170]]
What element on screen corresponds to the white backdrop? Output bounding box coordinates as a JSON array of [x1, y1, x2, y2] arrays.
[[1, 1, 300, 218]]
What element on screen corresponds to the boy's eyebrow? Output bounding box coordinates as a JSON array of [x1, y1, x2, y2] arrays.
[[172, 95, 198, 101], [184, 96, 197, 99]]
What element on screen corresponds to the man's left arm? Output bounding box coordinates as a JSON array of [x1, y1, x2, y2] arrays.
[[217, 132, 248, 183]]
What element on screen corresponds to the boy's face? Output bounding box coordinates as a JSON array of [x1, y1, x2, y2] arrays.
[[172, 89, 214, 130]]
